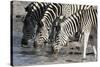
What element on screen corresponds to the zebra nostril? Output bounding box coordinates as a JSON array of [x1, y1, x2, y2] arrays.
[[56, 35, 59, 37], [40, 33, 42, 36]]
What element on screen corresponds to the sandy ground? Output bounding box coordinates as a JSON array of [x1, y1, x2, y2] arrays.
[[11, 1, 97, 66]]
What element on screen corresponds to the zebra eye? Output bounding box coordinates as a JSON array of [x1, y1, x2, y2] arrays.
[[56, 36, 59, 37]]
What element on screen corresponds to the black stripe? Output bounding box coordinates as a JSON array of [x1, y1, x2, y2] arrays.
[[68, 16, 76, 34], [93, 8, 97, 26], [68, 18, 74, 35], [83, 5, 85, 10], [38, 3, 43, 19], [32, 3, 38, 21], [47, 6, 55, 22], [34, 3, 41, 20], [44, 15, 50, 28], [72, 14, 79, 32]]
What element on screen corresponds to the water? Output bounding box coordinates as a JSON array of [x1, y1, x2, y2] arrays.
[[12, 32, 97, 66]]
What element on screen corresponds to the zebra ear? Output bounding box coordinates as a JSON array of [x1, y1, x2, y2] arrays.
[[59, 16, 66, 23], [24, 5, 31, 12], [25, 7, 28, 12]]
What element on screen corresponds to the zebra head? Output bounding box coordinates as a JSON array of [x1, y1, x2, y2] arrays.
[[21, 11, 38, 47], [21, 2, 49, 47], [33, 20, 49, 48], [51, 16, 71, 54]]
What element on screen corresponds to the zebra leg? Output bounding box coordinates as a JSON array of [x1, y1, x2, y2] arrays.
[[90, 31, 97, 58], [83, 32, 90, 59], [92, 45, 97, 58]]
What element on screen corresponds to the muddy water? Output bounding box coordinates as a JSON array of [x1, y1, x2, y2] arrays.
[[12, 32, 97, 66]]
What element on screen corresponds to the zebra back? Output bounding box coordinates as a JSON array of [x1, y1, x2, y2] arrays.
[[62, 4, 91, 17]]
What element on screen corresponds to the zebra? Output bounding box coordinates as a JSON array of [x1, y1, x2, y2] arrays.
[[51, 6, 97, 59], [21, 2, 49, 47], [33, 3, 62, 48], [33, 3, 92, 49]]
